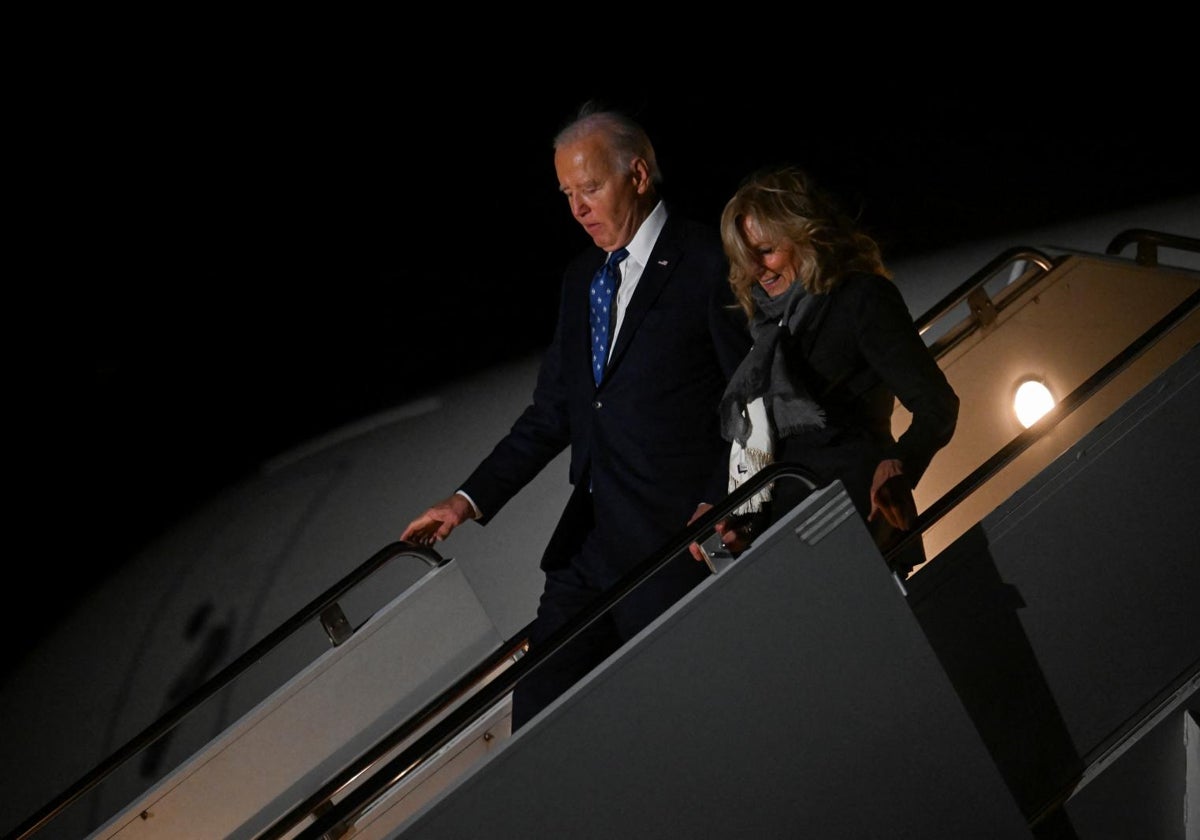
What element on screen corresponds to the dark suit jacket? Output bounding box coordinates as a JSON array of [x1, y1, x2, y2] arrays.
[[460, 211, 751, 587], [771, 272, 959, 525]]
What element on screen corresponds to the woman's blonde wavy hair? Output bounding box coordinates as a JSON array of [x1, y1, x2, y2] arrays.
[[720, 165, 891, 319]]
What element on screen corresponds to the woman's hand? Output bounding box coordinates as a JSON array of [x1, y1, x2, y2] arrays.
[[686, 503, 716, 562], [687, 503, 758, 562], [868, 459, 917, 530]]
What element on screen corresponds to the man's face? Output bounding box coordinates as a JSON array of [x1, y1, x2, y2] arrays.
[[554, 133, 646, 252]]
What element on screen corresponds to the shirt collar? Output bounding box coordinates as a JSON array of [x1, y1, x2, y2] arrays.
[[623, 200, 667, 268]]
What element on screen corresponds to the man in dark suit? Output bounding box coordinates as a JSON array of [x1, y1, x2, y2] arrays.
[[401, 103, 750, 729]]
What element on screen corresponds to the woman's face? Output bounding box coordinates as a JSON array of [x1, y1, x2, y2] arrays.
[[741, 215, 798, 298]]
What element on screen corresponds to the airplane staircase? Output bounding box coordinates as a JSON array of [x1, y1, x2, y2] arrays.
[[7, 228, 1199, 840]]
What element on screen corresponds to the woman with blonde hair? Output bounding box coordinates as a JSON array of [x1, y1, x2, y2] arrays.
[[692, 165, 958, 571]]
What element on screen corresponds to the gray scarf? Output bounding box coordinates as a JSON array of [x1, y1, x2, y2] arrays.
[[719, 282, 826, 446]]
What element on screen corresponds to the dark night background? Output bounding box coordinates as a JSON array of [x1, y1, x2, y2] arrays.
[[18, 58, 1198, 641]]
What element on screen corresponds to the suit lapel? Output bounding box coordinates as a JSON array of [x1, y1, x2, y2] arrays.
[[603, 219, 682, 379]]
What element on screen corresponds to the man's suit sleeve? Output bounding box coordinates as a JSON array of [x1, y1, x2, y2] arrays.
[[457, 273, 576, 524]]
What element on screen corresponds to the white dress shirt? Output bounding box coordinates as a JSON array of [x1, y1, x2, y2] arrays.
[[608, 200, 667, 351]]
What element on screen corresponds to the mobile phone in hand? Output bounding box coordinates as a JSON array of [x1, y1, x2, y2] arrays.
[[697, 531, 735, 574]]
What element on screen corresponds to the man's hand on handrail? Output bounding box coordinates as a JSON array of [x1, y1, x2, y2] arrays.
[[401, 493, 477, 547]]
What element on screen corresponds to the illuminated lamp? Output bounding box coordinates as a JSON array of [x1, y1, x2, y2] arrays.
[[1013, 378, 1056, 428]]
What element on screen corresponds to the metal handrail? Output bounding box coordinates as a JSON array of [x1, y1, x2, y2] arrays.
[[8, 543, 448, 840], [913, 246, 1056, 338], [267, 464, 821, 840], [916, 228, 1199, 356], [1105, 228, 1200, 267]]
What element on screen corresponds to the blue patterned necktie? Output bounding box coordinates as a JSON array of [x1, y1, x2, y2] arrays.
[[589, 247, 628, 385]]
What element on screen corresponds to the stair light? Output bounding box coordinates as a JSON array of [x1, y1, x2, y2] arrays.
[[1013, 378, 1055, 428]]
